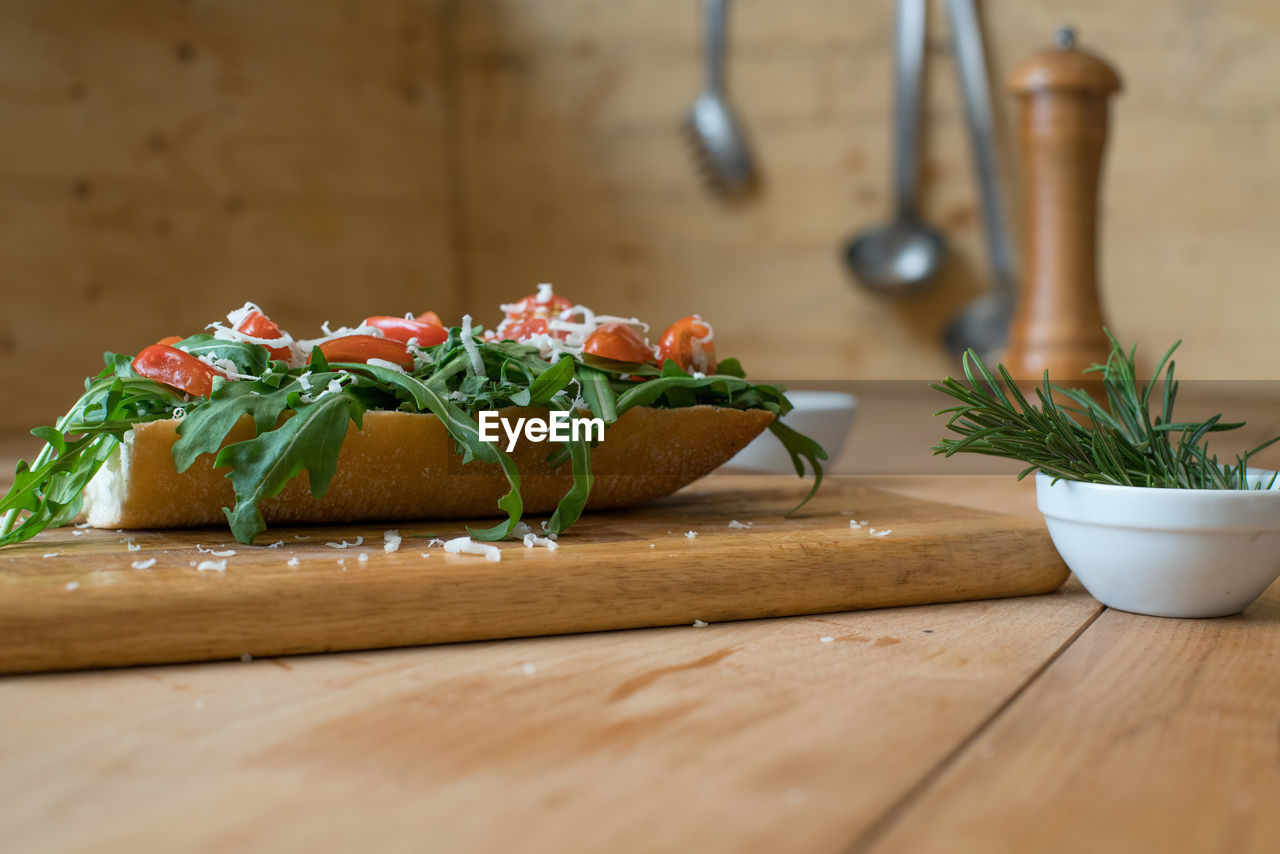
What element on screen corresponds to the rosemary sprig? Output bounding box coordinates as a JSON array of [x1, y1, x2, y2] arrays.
[[931, 329, 1280, 489]]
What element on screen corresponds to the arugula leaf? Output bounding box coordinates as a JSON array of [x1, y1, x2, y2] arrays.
[[576, 365, 618, 422], [767, 420, 829, 515], [216, 392, 366, 544], [173, 380, 295, 472], [521, 355, 576, 406], [0, 366, 186, 546], [545, 395, 594, 535], [173, 334, 270, 377]]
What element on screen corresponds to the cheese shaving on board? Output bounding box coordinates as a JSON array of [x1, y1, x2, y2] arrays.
[[522, 533, 559, 551], [383, 529, 402, 552], [443, 536, 501, 562]]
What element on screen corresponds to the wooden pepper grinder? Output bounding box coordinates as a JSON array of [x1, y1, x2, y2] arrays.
[[1003, 28, 1122, 382]]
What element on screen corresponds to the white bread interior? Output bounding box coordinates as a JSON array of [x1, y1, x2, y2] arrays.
[[81, 405, 775, 529]]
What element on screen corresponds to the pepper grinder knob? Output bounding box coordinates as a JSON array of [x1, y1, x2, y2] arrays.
[[1003, 28, 1122, 382]]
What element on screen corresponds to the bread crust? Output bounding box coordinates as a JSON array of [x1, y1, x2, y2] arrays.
[[83, 406, 775, 529]]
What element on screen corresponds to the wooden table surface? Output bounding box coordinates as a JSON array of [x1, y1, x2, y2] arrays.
[[2, 454, 1278, 851]]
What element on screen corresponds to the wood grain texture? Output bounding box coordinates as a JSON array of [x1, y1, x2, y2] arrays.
[[0, 588, 1101, 854], [862, 585, 1280, 854], [0, 0, 459, 431], [5, 0, 1280, 436], [0, 475, 1067, 673]]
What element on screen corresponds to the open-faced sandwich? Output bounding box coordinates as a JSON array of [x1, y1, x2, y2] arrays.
[[0, 285, 825, 546]]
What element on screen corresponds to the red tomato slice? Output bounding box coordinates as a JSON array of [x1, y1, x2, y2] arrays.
[[313, 335, 414, 369], [363, 316, 449, 347], [235, 310, 292, 360], [504, 292, 573, 320], [498, 316, 550, 342], [132, 344, 222, 398], [658, 316, 716, 374], [582, 322, 654, 364], [498, 290, 575, 342], [414, 310, 444, 327]]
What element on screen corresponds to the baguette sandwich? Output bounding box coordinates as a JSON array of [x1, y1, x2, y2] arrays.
[[1, 285, 825, 546]]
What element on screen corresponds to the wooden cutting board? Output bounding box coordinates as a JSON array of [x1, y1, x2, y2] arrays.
[[0, 476, 1067, 674]]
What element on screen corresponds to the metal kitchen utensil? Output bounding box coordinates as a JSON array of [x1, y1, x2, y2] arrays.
[[844, 0, 947, 293], [685, 0, 758, 198], [942, 0, 1017, 358]]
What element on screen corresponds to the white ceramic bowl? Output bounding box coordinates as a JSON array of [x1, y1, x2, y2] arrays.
[[1036, 471, 1280, 618], [727, 390, 857, 473]]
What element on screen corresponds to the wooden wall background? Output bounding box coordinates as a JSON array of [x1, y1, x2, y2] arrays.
[[1, 0, 1278, 431]]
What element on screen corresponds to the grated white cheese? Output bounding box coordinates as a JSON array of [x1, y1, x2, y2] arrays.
[[197, 559, 227, 572], [850, 520, 869, 529], [74, 521, 91, 529], [65, 581, 80, 591], [522, 662, 538, 675], [131, 558, 157, 570], [287, 556, 300, 567], [383, 529, 402, 552], [267, 540, 284, 549], [72, 530, 85, 536], [692, 619, 709, 628], [125, 541, 141, 551], [422, 537, 446, 548], [512, 521, 535, 539], [460, 314, 486, 376], [522, 533, 559, 551], [42, 552, 59, 559], [325, 536, 363, 549], [685, 531, 698, 539], [728, 520, 753, 529], [443, 536, 501, 562], [357, 553, 368, 563], [366, 357, 406, 373], [820, 636, 835, 643], [869, 528, 893, 538]]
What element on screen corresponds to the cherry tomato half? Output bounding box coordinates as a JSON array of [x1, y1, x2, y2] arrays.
[[312, 335, 414, 370], [363, 316, 449, 347], [498, 316, 551, 342], [504, 292, 573, 320], [497, 290, 575, 342], [414, 310, 443, 327], [132, 344, 223, 398], [235, 309, 292, 360], [658, 316, 716, 374], [583, 322, 654, 364], [156, 335, 183, 347]]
